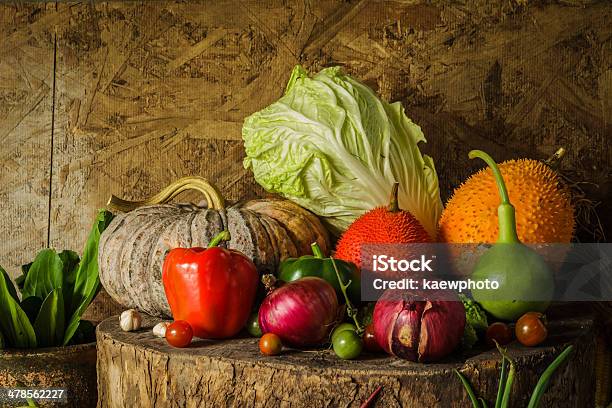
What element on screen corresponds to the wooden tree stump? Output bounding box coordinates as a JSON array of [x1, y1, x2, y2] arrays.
[[97, 314, 595, 407]]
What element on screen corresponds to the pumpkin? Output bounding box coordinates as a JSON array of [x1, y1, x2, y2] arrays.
[[98, 177, 331, 317]]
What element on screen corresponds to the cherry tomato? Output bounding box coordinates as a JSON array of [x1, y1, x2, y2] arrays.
[[331, 323, 357, 343], [486, 322, 513, 348], [333, 330, 363, 360], [246, 312, 262, 337], [166, 320, 193, 348], [259, 333, 283, 356], [516, 312, 547, 347], [363, 323, 382, 353]]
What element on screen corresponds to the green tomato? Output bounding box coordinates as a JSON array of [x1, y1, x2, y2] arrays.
[[333, 330, 363, 360], [246, 312, 263, 337], [331, 323, 357, 343]]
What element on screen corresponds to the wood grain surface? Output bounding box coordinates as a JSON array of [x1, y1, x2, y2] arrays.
[[0, 0, 610, 302], [96, 313, 595, 408]]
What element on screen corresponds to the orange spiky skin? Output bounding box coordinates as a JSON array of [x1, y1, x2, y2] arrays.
[[438, 159, 575, 244], [334, 206, 432, 268]]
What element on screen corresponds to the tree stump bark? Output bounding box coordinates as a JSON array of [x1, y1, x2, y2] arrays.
[[97, 315, 595, 407]]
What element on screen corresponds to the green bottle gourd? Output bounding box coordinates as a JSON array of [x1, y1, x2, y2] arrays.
[[469, 150, 554, 321]]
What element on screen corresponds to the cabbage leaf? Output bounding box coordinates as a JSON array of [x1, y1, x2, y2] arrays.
[[243, 65, 442, 237]]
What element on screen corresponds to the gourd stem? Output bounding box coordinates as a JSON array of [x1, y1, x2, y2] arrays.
[[311, 242, 324, 259], [107, 176, 225, 212], [468, 150, 520, 244], [468, 151, 510, 205], [387, 183, 400, 212], [208, 230, 230, 248]]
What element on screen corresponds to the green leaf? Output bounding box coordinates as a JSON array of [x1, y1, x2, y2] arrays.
[[242, 65, 443, 236], [33, 288, 65, 347], [0, 267, 37, 348], [20, 296, 43, 324], [59, 250, 80, 317], [15, 262, 31, 292], [455, 369, 481, 408], [21, 249, 63, 300], [1, 267, 19, 302], [59, 250, 80, 284], [63, 209, 114, 345]]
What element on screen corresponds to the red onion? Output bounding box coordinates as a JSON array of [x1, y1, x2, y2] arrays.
[[373, 290, 465, 362], [259, 276, 339, 347]]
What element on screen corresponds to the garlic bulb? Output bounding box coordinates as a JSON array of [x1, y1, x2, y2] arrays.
[[153, 322, 170, 338], [119, 309, 142, 332]]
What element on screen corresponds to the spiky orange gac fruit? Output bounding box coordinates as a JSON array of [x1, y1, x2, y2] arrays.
[[438, 159, 574, 244], [335, 186, 432, 268]]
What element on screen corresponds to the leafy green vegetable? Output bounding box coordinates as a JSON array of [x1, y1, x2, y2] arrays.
[[460, 294, 488, 349], [462, 323, 479, 349], [21, 249, 63, 300], [2, 266, 19, 302], [20, 296, 43, 324], [0, 267, 36, 348], [33, 288, 65, 347], [63, 209, 114, 345], [460, 294, 489, 332], [15, 262, 32, 291], [242, 65, 442, 236], [358, 302, 376, 327], [0, 209, 112, 349], [59, 250, 80, 316]]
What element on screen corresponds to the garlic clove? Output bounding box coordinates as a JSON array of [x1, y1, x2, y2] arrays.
[[120, 309, 142, 332], [153, 322, 170, 338]]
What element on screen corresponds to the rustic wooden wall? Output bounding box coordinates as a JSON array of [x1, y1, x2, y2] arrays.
[[1, 0, 610, 281]]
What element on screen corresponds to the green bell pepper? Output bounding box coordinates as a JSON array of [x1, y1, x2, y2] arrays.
[[278, 243, 361, 304]]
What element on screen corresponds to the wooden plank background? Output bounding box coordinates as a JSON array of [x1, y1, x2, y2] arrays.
[[1, 0, 610, 285]]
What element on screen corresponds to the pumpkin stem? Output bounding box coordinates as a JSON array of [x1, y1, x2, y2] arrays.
[[387, 183, 400, 213], [311, 242, 324, 258], [106, 176, 225, 212], [208, 230, 230, 248]]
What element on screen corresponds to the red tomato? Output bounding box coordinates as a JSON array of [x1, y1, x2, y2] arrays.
[[166, 320, 193, 348], [486, 322, 513, 348], [259, 333, 282, 356], [363, 324, 382, 353], [516, 312, 547, 347]]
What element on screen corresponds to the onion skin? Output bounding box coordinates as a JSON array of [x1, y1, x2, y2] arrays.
[[373, 290, 465, 362], [258, 277, 339, 347]]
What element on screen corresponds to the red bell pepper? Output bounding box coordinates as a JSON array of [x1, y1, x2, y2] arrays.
[[162, 230, 259, 339]]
